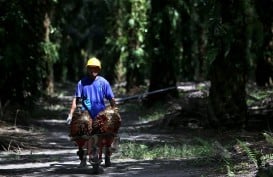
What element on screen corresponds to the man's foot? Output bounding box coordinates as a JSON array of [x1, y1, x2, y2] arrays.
[[89, 156, 102, 165], [105, 156, 111, 167], [111, 136, 120, 153], [79, 158, 87, 167], [77, 149, 84, 160], [78, 148, 87, 167]]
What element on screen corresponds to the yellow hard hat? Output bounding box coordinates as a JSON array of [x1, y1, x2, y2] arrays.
[[86, 57, 101, 69]]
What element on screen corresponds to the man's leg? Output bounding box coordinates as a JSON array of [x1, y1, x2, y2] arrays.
[[104, 146, 111, 167], [76, 140, 88, 167], [77, 147, 87, 167], [87, 138, 93, 162]]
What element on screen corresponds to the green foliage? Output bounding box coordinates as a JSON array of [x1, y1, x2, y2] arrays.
[[263, 132, 273, 146], [247, 88, 273, 105], [250, 90, 273, 100], [126, 0, 149, 87], [40, 41, 60, 63], [261, 153, 273, 163], [1, 0, 273, 123], [224, 159, 235, 177], [237, 139, 259, 168]]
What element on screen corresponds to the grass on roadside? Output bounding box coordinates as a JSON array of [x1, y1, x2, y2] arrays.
[[119, 140, 215, 160], [138, 111, 164, 123], [120, 103, 216, 160]]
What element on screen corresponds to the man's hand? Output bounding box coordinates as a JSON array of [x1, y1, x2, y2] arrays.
[[112, 107, 119, 112], [66, 114, 72, 125], [109, 107, 119, 114], [109, 98, 116, 108]]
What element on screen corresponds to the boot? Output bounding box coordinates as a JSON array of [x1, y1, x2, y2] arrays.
[[77, 148, 87, 167], [77, 148, 84, 160], [89, 147, 102, 165], [105, 155, 111, 167], [111, 135, 120, 152], [105, 147, 111, 167], [80, 156, 87, 167]]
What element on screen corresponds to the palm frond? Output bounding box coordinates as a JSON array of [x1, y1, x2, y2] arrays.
[[237, 139, 259, 168]]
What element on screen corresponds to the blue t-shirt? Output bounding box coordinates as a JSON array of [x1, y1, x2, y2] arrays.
[[74, 76, 114, 119]]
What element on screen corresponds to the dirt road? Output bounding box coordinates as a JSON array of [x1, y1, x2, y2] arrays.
[[0, 83, 259, 177], [0, 107, 227, 177]]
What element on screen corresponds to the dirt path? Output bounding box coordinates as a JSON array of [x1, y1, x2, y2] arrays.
[[0, 106, 223, 176], [0, 83, 260, 177], [0, 112, 213, 176]]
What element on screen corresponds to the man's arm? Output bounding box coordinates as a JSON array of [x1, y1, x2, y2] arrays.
[[109, 98, 116, 108], [69, 97, 77, 115], [66, 97, 76, 125]]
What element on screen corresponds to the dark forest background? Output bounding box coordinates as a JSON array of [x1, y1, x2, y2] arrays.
[[1, 0, 273, 129]]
